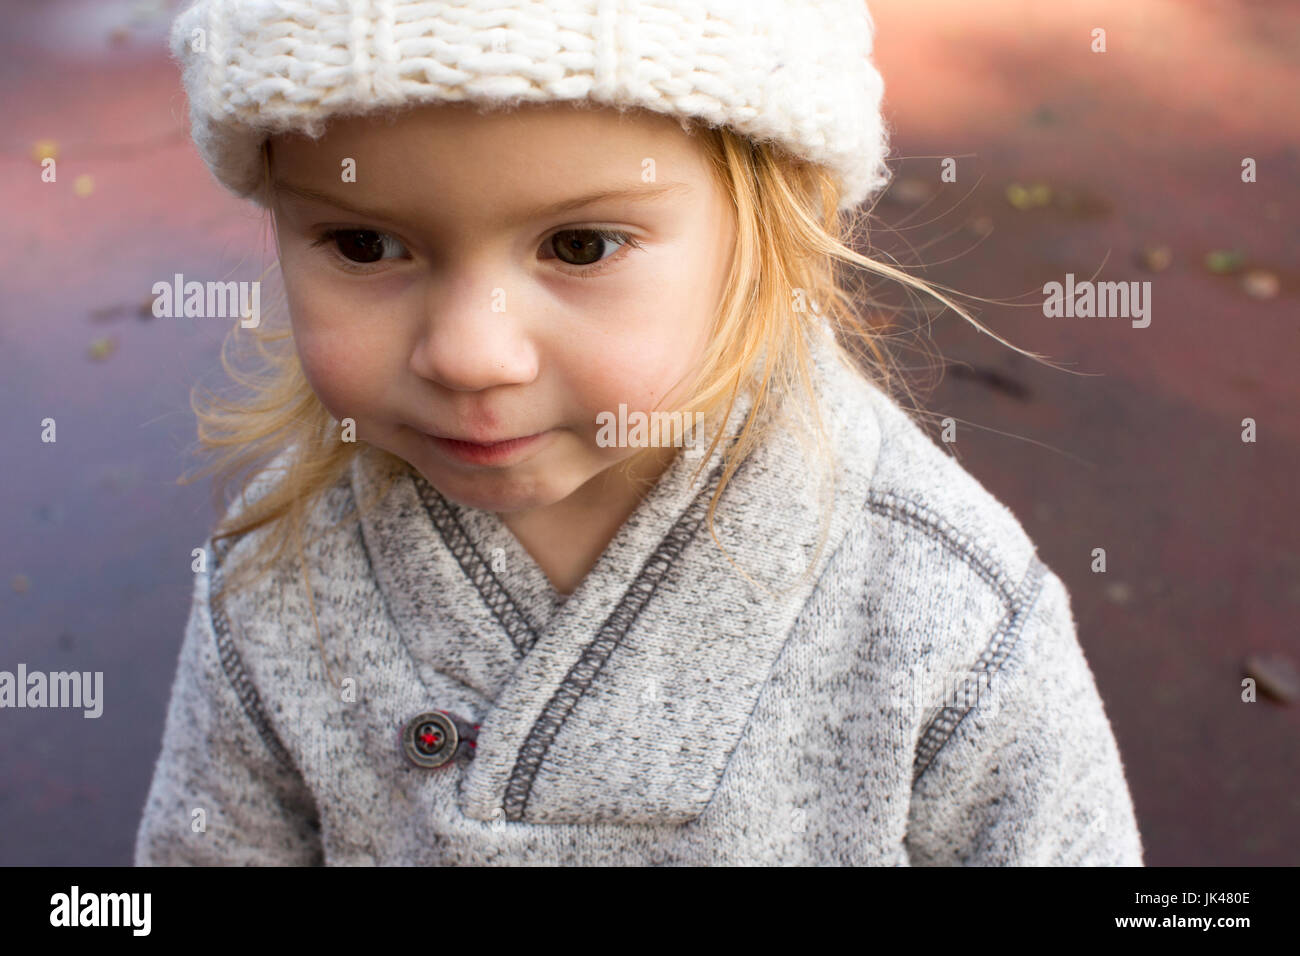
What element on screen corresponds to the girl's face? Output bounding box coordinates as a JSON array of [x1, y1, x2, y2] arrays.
[[269, 102, 736, 514]]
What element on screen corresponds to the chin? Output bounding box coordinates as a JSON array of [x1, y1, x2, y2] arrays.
[[424, 469, 570, 514]]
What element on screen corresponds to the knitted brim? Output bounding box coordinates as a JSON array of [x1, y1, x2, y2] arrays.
[[170, 0, 891, 212]]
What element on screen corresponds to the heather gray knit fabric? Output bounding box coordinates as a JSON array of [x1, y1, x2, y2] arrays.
[[134, 328, 1144, 865]]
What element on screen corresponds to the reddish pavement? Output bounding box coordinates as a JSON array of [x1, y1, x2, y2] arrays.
[[866, 0, 1299, 865], [0, 0, 1295, 865]]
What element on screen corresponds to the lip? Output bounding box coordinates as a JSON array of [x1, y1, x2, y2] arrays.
[[421, 428, 553, 466]]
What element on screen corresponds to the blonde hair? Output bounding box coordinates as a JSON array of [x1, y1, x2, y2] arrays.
[[185, 112, 1039, 687]]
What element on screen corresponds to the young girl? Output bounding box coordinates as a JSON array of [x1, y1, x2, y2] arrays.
[[135, 0, 1144, 865]]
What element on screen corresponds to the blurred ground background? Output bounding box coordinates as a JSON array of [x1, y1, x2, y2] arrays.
[[0, 0, 1296, 865]]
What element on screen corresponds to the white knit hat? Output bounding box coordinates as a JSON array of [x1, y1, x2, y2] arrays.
[[170, 0, 891, 212]]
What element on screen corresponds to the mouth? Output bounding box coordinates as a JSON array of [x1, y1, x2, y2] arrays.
[[431, 432, 534, 446], [420, 429, 554, 466]]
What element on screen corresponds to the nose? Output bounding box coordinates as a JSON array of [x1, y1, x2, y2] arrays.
[[410, 272, 539, 392]]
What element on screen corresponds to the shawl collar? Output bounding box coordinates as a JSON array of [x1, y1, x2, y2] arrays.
[[350, 328, 882, 824]]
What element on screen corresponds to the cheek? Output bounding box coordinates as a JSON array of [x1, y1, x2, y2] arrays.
[[561, 323, 706, 416], [613, 281, 715, 403], [284, 283, 393, 420]]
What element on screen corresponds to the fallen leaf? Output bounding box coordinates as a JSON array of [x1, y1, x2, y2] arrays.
[[1241, 269, 1279, 299], [98, 465, 140, 494], [1029, 105, 1058, 126], [73, 174, 94, 197], [1053, 187, 1113, 219], [1138, 244, 1172, 272], [1204, 249, 1245, 274], [888, 177, 934, 206], [90, 304, 128, 322], [1104, 581, 1132, 605], [31, 140, 59, 163], [1243, 653, 1300, 704], [1005, 182, 1052, 210], [12, 573, 30, 593], [947, 363, 1031, 400], [88, 336, 117, 360]]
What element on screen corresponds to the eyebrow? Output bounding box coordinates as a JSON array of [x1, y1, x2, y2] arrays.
[[270, 179, 692, 227]]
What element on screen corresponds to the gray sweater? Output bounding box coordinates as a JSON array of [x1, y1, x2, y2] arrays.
[[134, 328, 1144, 865]]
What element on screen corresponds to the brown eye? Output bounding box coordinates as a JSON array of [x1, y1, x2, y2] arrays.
[[551, 229, 627, 266], [323, 229, 408, 264], [335, 230, 385, 262]]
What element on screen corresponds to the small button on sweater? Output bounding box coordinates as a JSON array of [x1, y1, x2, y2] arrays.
[[134, 328, 1144, 865]]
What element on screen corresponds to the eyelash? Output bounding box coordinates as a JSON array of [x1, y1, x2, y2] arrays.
[[309, 227, 643, 278]]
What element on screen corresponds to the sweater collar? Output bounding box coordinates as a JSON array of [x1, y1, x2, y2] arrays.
[[350, 327, 883, 824]]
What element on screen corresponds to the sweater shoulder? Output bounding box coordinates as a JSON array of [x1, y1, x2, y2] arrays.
[[830, 375, 1077, 783], [853, 377, 1044, 606], [205, 445, 362, 671], [210, 444, 358, 575], [807, 335, 1039, 596]]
